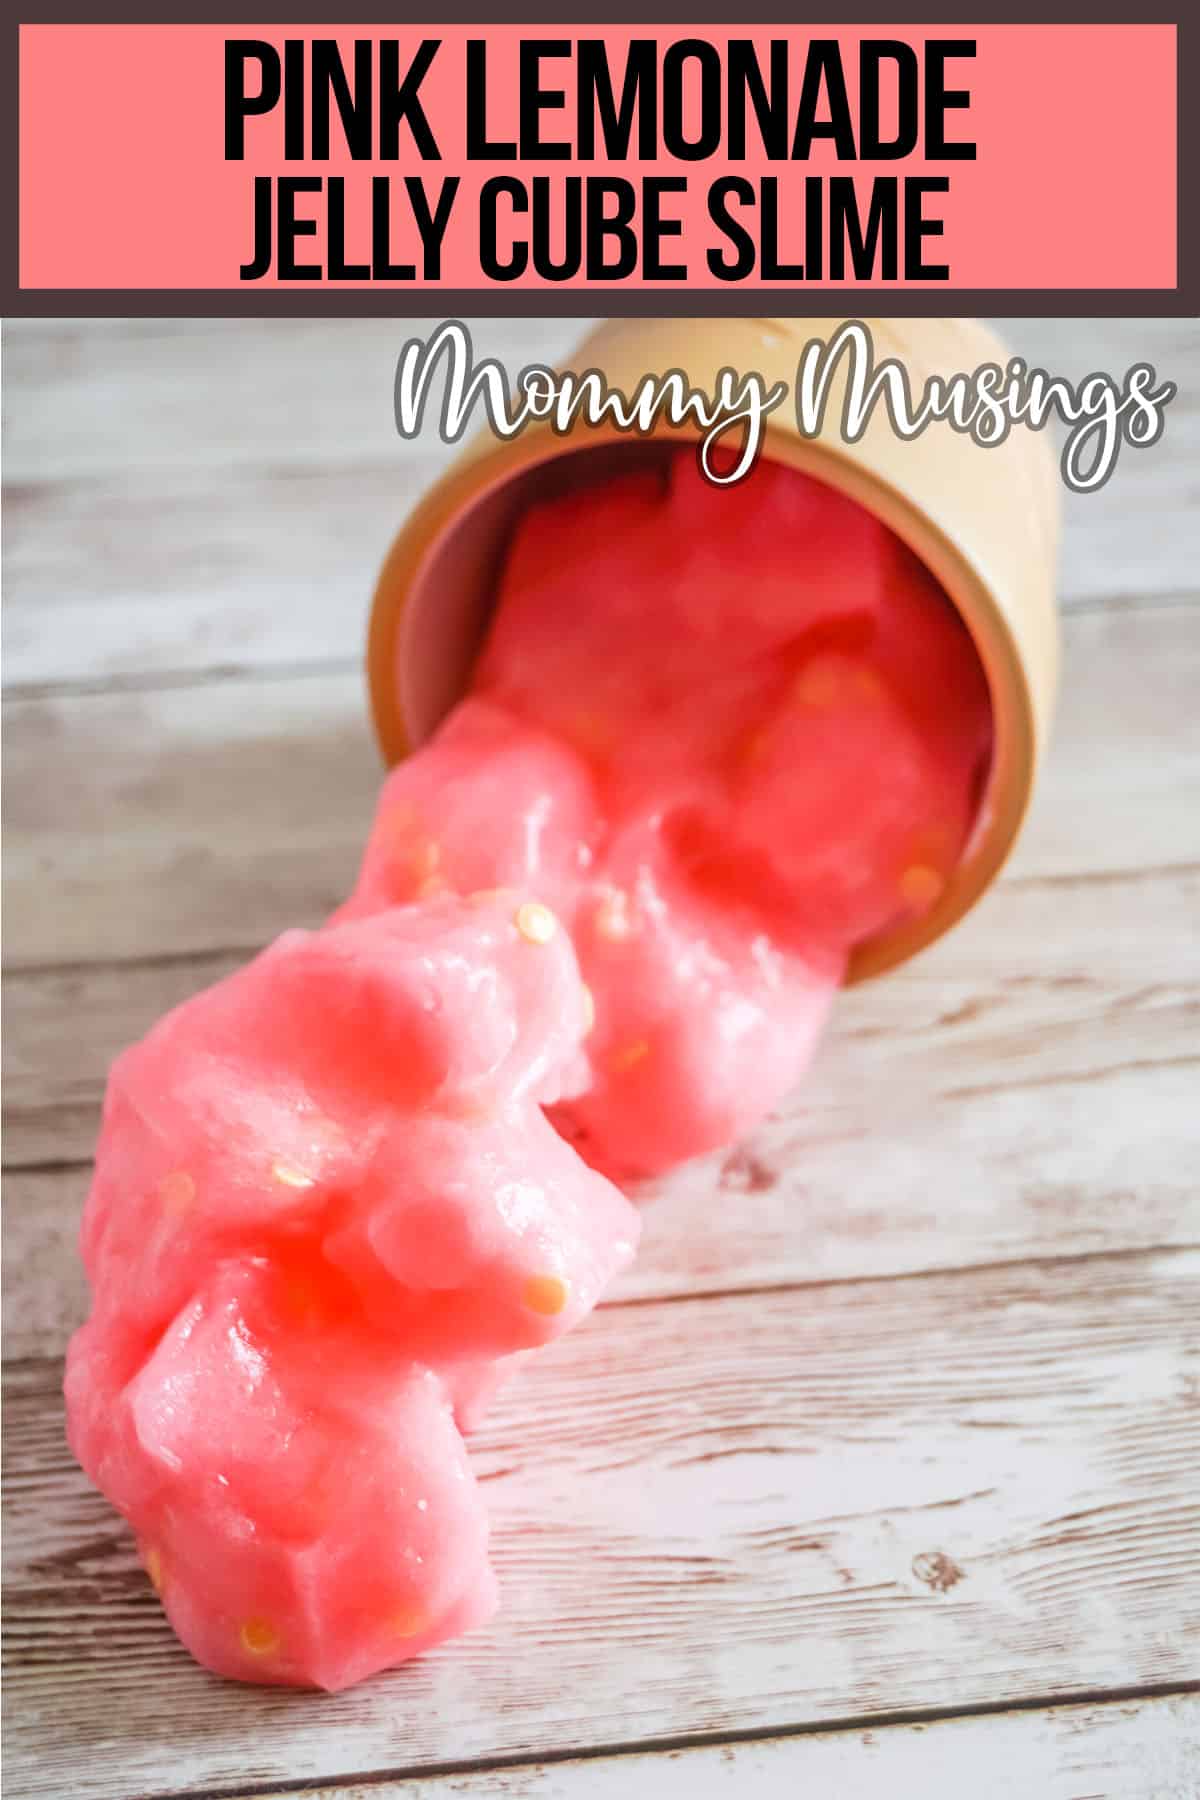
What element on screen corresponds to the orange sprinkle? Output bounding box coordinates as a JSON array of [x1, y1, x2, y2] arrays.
[[143, 1546, 164, 1595], [515, 901, 558, 945], [239, 1617, 280, 1657], [442, 1089, 494, 1123], [609, 1040, 650, 1075], [158, 1170, 195, 1215], [899, 864, 946, 910], [523, 1273, 569, 1317], [383, 829, 441, 894], [794, 660, 843, 708], [570, 711, 614, 755], [272, 1161, 315, 1190], [390, 1606, 428, 1640]]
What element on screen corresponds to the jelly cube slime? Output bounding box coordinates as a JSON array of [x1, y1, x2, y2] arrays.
[[67, 452, 992, 1690]]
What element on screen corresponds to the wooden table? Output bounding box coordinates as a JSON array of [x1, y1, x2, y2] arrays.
[[3, 317, 1198, 1799]]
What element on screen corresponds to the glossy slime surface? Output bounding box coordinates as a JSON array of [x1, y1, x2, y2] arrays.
[[66, 453, 992, 1691]]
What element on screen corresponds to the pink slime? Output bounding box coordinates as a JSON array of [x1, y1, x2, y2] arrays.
[[66, 454, 991, 1690]]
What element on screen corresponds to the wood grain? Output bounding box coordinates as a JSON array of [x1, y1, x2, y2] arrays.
[[4, 319, 1197, 691], [230, 1696, 1200, 1800], [4, 1251, 1198, 1800], [2, 317, 572, 692]]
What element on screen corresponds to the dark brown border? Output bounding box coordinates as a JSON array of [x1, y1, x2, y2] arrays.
[[2, 3, 1195, 317]]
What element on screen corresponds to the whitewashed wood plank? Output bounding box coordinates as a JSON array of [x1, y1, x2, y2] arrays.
[[1, 665, 380, 969], [3, 318, 1196, 689], [3, 949, 246, 1168], [1009, 601, 1199, 885], [991, 316, 1200, 615], [228, 1696, 1200, 1800], [3, 464, 391, 691], [3, 1251, 1197, 1800], [1, 319, 560, 689], [1, 317, 585, 483], [3, 600, 1196, 972], [3, 1169, 88, 1363]]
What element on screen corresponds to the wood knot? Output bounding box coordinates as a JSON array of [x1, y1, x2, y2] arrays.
[[720, 1147, 776, 1194], [912, 1551, 965, 1593]]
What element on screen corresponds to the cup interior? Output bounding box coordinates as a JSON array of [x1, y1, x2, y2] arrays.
[[373, 429, 1020, 981], [397, 441, 668, 746]]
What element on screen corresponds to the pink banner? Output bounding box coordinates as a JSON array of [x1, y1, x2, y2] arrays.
[[18, 23, 1178, 292]]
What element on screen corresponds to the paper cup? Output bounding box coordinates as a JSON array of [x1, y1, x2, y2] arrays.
[[368, 317, 1060, 981]]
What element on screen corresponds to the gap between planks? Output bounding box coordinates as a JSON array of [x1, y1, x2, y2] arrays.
[[146, 1692, 1200, 1800]]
